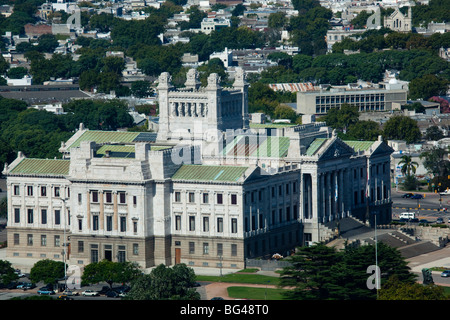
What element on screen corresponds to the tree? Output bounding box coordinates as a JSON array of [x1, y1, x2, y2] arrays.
[[280, 243, 417, 300], [408, 74, 448, 100], [420, 147, 450, 186], [7, 67, 28, 79], [323, 104, 359, 132], [279, 243, 343, 300], [379, 275, 446, 300], [344, 120, 382, 141], [81, 260, 141, 288], [268, 12, 287, 29], [383, 115, 421, 143], [424, 126, 444, 141], [36, 34, 59, 53], [231, 3, 246, 16], [273, 104, 298, 123], [29, 259, 66, 286], [398, 155, 419, 176], [125, 263, 200, 300], [131, 80, 153, 98], [0, 260, 19, 286]]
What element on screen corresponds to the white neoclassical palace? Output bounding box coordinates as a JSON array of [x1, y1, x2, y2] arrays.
[[2, 68, 393, 271]]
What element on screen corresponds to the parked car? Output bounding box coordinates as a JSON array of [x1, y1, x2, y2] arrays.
[[436, 218, 444, 224], [105, 290, 120, 298], [16, 282, 35, 290], [82, 290, 99, 296], [63, 290, 79, 296], [23, 283, 36, 290], [7, 282, 19, 289], [113, 285, 130, 294], [441, 270, 450, 277], [402, 193, 414, 198], [98, 286, 111, 295], [37, 287, 55, 295], [411, 194, 423, 199]]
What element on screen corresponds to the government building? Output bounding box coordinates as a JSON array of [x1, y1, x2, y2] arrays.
[[2, 68, 393, 271]]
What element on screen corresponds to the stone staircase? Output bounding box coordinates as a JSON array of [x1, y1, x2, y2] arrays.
[[322, 216, 441, 258]]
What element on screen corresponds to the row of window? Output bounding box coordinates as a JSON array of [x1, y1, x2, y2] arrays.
[[175, 216, 238, 233], [245, 205, 299, 231], [88, 191, 132, 205], [185, 242, 239, 257], [174, 192, 237, 205], [13, 207, 137, 233], [90, 215, 136, 233], [315, 94, 385, 105], [13, 208, 68, 225], [13, 233, 66, 247], [12, 185, 68, 198], [316, 103, 386, 114]]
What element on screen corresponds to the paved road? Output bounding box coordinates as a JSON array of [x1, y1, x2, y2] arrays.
[[392, 191, 450, 222]]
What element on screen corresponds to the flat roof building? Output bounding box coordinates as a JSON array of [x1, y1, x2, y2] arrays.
[[296, 81, 408, 115]]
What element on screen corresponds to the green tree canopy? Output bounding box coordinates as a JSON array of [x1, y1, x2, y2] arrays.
[[279, 242, 416, 300], [125, 263, 200, 300], [398, 155, 419, 176], [29, 259, 66, 286], [379, 275, 446, 300], [81, 260, 142, 288], [323, 104, 359, 132], [0, 260, 19, 285], [383, 115, 421, 144]]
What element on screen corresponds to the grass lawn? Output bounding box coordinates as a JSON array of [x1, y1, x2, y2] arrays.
[[196, 273, 280, 286], [227, 286, 289, 300]]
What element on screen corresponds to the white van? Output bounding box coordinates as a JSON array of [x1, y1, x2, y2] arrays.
[[399, 212, 416, 220]]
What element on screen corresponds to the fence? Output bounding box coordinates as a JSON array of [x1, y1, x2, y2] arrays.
[[245, 258, 292, 271]]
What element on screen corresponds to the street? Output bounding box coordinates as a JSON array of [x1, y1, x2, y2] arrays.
[[392, 190, 450, 223]]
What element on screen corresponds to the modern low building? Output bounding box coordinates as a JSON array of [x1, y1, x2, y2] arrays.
[[296, 81, 408, 115], [3, 68, 393, 272]]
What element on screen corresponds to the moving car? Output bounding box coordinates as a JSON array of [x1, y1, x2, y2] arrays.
[[402, 193, 414, 198], [411, 194, 423, 199], [37, 287, 55, 295], [441, 270, 450, 277], [82, 290, 99, 296], [436, 217, 444, 224]]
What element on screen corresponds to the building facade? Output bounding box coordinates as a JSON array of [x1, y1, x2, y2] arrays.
[[3, 69, 393, 272], [296, 83, 408, 115]]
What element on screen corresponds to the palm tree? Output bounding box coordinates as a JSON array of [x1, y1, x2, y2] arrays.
[[398, 155, 418, 176]]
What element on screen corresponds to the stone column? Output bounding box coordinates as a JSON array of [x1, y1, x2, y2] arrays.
[[113, 192, 118, 231], [99, 191, 104, 230], [87, 191, 90, 229]]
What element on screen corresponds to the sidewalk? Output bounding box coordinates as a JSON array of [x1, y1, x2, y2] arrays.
[[406, 245, 450, 273]]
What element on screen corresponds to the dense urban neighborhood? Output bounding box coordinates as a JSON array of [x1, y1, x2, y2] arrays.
[[0, 0, 449, 306]]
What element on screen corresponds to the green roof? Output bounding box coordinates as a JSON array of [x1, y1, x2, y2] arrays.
[[172, 165, 248, 182], [305, 138, 326, 156], [223, 135, 290, 159], [9, 158, 70, 176], [305, 138, 375, 156], [343, 140, 374, 151], [251, 136, 290, 158], [66, 131, 157, 150], [249, 123, 296, 129]]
